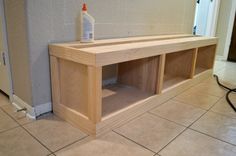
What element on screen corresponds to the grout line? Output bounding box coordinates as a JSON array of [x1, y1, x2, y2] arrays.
[[113, 112, 149, 130], [52, 135, 89, 153], [1, 104, 90, 155], [148, 84, 203, 115], [113, 130, 157, 154], [209, 109, 236, 119], [0, 107, 54, 153], [21, 119, 90, 154], [156, 127, 188, 155], [112, 94, 176, 131], [0, 107, 22, 134], [0, 104, 35, 126], [0, 126, 21, 134], [104, 86, 198, 155], [110, 76, 210, 134], [0, 103, 90, 155], [185, 94, 236, 147], [172, 96, 220, 112], [113, 79, 223, 156], [153, 153, 159, 156], [181, 93, 236, 146], [156, 88, 224, 155], [189, 128, 236, 147], [111, 101, 168, 130], [147, 108, 208, 155], [18, 123, 54, 153], [148, 111, 188, 128], [17, 119, 35, 126], [186, 95, 223, 129]]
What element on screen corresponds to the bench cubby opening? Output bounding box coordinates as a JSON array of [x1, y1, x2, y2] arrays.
[[163, 49, 195, 90], [102, 56, 160, 117], [195, 45, 216, 75]]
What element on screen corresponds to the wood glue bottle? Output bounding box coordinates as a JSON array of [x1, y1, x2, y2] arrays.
[[80, 3, 95, 43]]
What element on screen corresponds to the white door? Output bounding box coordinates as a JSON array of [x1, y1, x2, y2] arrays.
[[194, 0, 211, 35], [0, 15, 10, 95], [194, 0, 220, 37]]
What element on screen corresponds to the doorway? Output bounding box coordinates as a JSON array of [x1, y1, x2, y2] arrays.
[[194, 0, 220, 36], [0, 0, 13, 100]]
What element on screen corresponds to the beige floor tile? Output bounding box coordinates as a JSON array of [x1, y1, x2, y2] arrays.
[[55, 132, 154, 156], [215, 68, 236, 86], [202, 77, 218, 84], [214, 60, 236, 72], [150, 100, 206, 126], [0, 109, 19, 132], [191, 112, 236, 145], [1, 104, 34, 125], [174, 89, 220, 110], [202, 77, 236, 88], [0, 93, 10, 107], [24, 114, 87, 152], [114, 113, 185, 152], [214, 61, 225, 72], [159, 129, 236, 156], [0, 127, 50, 156], [187, 82, 226, 97], [217, 67, 236, 76], [211, 95, 236, 119]]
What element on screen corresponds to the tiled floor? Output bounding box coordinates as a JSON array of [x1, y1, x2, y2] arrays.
[[0, 60, 236, 156]]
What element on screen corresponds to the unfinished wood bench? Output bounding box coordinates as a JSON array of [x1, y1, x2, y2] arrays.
[[49, 34, 218, 136]]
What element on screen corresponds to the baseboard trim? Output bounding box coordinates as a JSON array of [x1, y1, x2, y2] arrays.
[[35, 102, 52, 117], [216, 55, 227, 61], [12, 95, 52, 119]]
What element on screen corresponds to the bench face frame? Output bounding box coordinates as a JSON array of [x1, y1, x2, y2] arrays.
[[49, 35, 217, 136]]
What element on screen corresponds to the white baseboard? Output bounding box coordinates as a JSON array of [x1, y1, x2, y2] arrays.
[[12, 95, 52, 119], [216, 55, 227, 61], [34, 102, 52, 117]]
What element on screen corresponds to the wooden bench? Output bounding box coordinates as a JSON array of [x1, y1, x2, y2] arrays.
[[49, 34, 217, 136]]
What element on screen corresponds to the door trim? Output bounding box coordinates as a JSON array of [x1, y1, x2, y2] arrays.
[[0, 0, 13, 101]]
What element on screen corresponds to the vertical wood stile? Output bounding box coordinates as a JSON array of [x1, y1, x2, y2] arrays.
[[156, 54, 166, 94], [50, 56, 61, 110], [190, 48, 198, 78], [212, 45, 217, 69], [88, 66, 102, 123]]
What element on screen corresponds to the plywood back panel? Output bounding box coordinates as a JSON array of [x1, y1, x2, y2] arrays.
[[59, 59, 88, 116], [117, 56, 159, 94], [196, 45, 216, 69], [102, 64, 118, 81], [165, 49, 195, 78]]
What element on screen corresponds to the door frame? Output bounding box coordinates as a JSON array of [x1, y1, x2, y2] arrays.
[[0, 0, 13, 101], [223, 0, 236, 60], [193, 0, 221, 36]]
